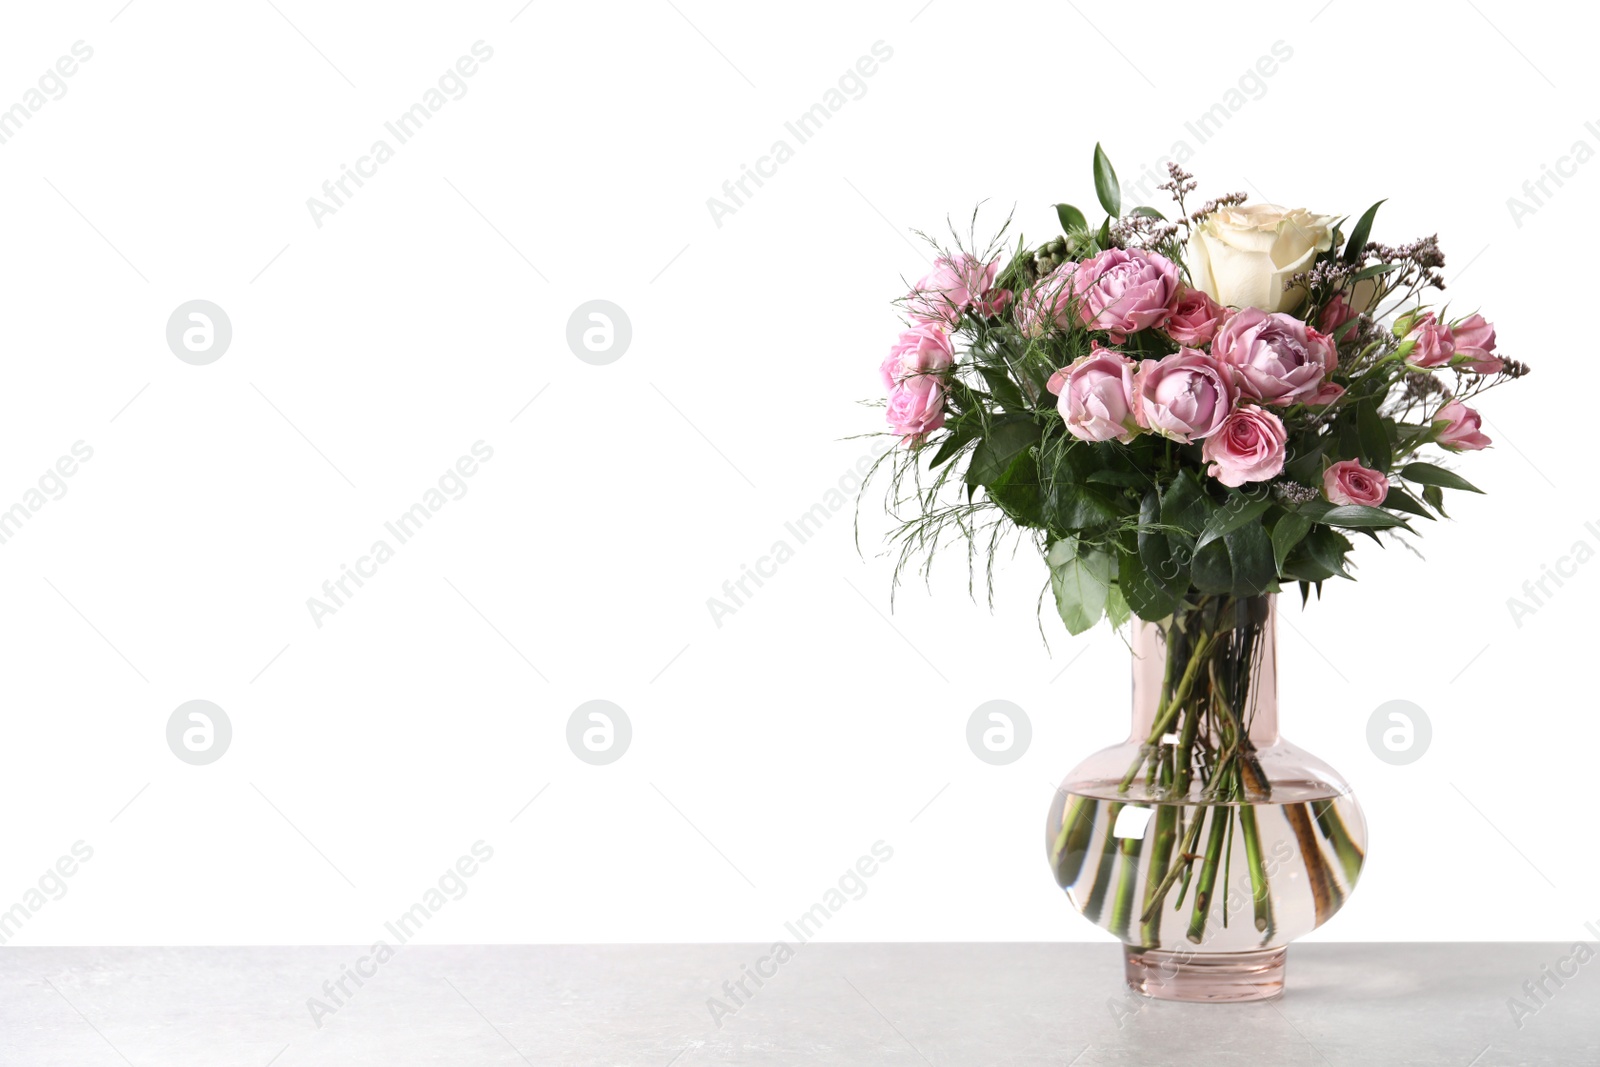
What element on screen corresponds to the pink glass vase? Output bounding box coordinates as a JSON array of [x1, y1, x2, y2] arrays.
[[1045, 595, 1366, 1002]]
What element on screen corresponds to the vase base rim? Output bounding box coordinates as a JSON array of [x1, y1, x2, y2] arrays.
[[1123, 945, 1286, 1002]]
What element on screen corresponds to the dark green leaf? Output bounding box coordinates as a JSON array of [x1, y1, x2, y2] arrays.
[[1399, 461, 1484, 494], [1049, 539, 1111, 636], [1303, 527, 1354, 579], [1319, 505, 1409, 530], [1092, 143, 1121, 218], [1130, 205, 1166, 220], [977, 365, 1028, 412], [1196, 495, 1273, 551], [1381, 486, 1434, 519], [1042, 443, 1124, 529], [1423, 483, 1447, 516], [1342, 199, 1385, 264], [1096, 217, 1111, 251], [1192, 523, 1275, 597], [1159, 470, 1212, 538], [965, 416, 1039, 488], [1356, 400, 1393, 472], [989, 448, 1043, 527], [1120, 544, 1180, 621], [1271, 511, 1313, 573], [1055, 203, 1087, 233]]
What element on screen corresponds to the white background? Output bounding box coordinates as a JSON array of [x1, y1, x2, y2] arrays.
[[0, 0, 1589, 947]]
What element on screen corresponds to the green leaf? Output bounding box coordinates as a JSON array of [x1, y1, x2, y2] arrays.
[[1105, 581, 1131, 629], [977, 365, 1028, 412], [1342, 199, 1385, 264], [965, 416, 1039, 489], [1092, 144, 1121, 218], [1159, 469, 1211, 538], [1271, 511, 1313, 573], [1055, 203, 1087, 233], [1049, 538, 1112, 636], [1423, 483, 1448, 517], [989, 448, 1044, 528], [1195, 495, 1273, 551], [1318, 505, 1409, 530], [1192, 523, 1275, 597], [1382, 486, 1434, 519], [1303, 527, 1354, 579], [1356, 401, 1393, 472], [1399, 461, 1484, 494], [1130, 205, 1166, 220], [1119, 544, 1180, 622], [1096, 217, 1111, 251]]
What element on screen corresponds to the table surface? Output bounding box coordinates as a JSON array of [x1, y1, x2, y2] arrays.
[[2, 943, 1593, 1066]]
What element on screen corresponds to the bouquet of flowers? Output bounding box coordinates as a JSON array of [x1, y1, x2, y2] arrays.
[[868, 146, 1529, 965]]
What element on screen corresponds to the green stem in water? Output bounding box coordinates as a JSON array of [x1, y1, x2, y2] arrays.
[[1139, 805, 1179, 946], [1186, 805, 1231, 944], [1051, 794, 1097, 889], [1081, 802, 1122, 925], [1109, 825, 1146, 941], [1237, 803, 1275, 936], [1311, 799, 1365, 886]]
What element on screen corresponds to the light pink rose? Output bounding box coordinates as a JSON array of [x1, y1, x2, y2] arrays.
[[886, 375, 945, 441], [1450, 313, 1502, 374], [974, 288, 1013, 318], [1015, 263, 1077, 338], [1202, 406, 1288, 487], [1213, 307, 1342, 406], [1404, 312, 1455, 369], [1433, 400, 1492, 451], [1165, 287, 1226, 347], [1046, 344, 1140, 443], [1322, 460, 1389, 507], [1319, 292, 1356, 335], [880, 322, 954, 392], [1133, 349, 1237, 443], [1070, 247, 1181, 342], [907, 254, 998, 326]]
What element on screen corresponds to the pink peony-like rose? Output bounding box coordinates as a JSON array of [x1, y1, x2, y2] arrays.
[[1450, 313, 1502, 374], [1165, 287, 1226, 347], [1070, 247, 1181, 341], [880, 322, 954, 392], [906, 254, 998, 327], [1202, 406, 1288, 487], [1015, 263, 1077, 338], [1404, 312, 1455, 369], [1322, 460, 1389, 507], [1433, 400, 1492, 451], [1133, 349, 1237, 443], [1213, 307, 1342, 406], [1046, 344, 1140, 443], [885, 375, 946, 441]]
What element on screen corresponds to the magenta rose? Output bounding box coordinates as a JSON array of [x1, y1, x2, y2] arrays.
[[1165, 287, 1226, 347], [1450, 314, 1502, 374], [1202, 406, 1288, 487], [1070, 247, 1181, 341], [1404, 312, 1455, 369], [1015, 263, 1077, 338], [1322, 460, 1388, 507], [1433, 400, 1492, 451], [1133, 349, 1237, 443], [885, 375, 946, 441], [880, 322, 954, 392], [1213, 307, 1342, 405], [1046, 345, 1140, 443], [907, 254, 998, 326]]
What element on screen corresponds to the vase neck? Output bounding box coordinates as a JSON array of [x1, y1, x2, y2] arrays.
[[1130, 595, 1279, 746]]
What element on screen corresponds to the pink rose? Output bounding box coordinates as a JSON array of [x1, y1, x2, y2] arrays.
[[1322, 460, 1389, 507], [1165, 287, 1226, 347], [1319, 292, 1356, 335], [1047, 345, 1140, 443], [1404, 312, 1455, 369], [880, 322, 954, 392], [1202, 406, 1288, 487], [1450, 313, 1502, 374], [1015, 263, 1077, 338], [1133, 349, 1237, 443], [886, 375, 945, 441], [907, 254, 998, 327], [974, 288, 1013, 318], [1213, 307, 1342, 406], [1433, 400, 1492, 451], [1070, 247, 1181, 342]]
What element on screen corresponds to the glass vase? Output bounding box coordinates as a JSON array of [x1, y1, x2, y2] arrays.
[[1045, 594, 1366, 1002]]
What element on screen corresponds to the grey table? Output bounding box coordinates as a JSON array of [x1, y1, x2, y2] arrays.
[[1, 944, 1592, 1065]]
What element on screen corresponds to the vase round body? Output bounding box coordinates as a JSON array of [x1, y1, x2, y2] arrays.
[[1045, 595, 1366, 1002]]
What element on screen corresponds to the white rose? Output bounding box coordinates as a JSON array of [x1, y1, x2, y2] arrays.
[[1185, 204, 1338, 313]]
